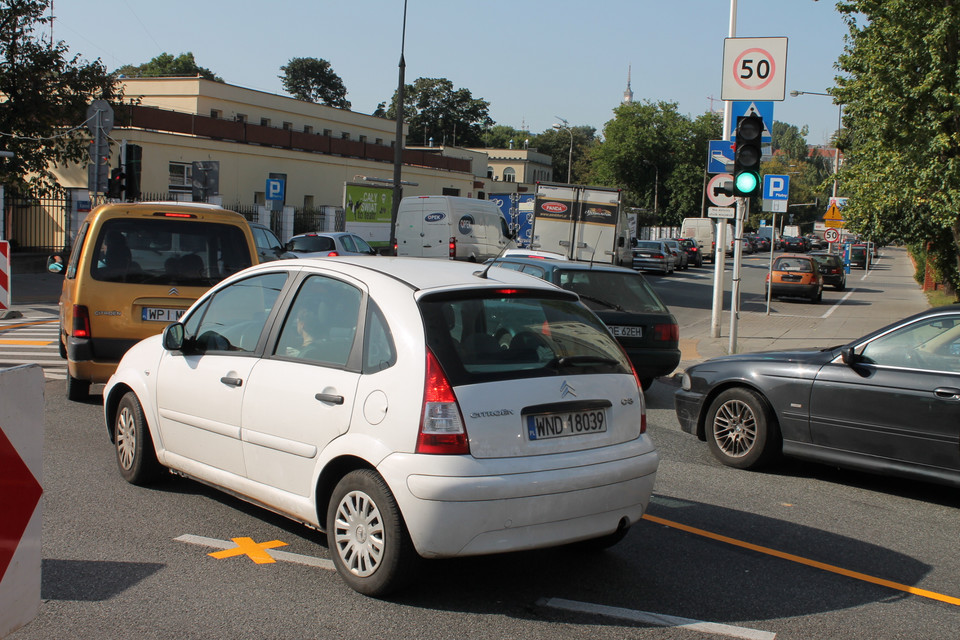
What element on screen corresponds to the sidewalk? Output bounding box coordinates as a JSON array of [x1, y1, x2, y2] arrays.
[[678, 245, 929, 366]]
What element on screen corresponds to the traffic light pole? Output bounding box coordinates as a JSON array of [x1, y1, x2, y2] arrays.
[[711, 0, 737, 340], [728, 197, 747, 353]]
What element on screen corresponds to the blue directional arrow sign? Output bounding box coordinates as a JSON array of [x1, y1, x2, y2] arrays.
[[707, 140, 735, 174]]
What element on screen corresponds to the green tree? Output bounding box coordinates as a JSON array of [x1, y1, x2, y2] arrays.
[[834, 0, 960, 288], [530, 125, 596, 184], [590, 101, 721, 225], [279, 57, 350, 109], [117, 52, 222, 82], [481, 125, 528, 149], [380, 78, 493, 147], [0, 0, 122, 196]]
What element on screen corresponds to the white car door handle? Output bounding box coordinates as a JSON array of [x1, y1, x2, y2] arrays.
[[220, 376, 243, 387], [315, 392, 344, 405]]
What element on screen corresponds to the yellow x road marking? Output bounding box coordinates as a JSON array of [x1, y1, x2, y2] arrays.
[[208, 537, 288, 564]]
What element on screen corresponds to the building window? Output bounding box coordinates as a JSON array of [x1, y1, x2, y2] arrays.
[[254, 191, 265, 206], [304, 125, 314, 134], [282, 122, 293, 131], [235, 114, 247, 123], [260, 117, 271, 127], [442, 187, 460, 197], [210, 109, 222, 119], [341, 132, 350, 140], [359, 135, 367, 143], [169, 162, 192, 192], [304, 195, 314, 209], [375, 138, 383, 145], [323, 129, 332, 137], [487, 167, 494, 179], [503, 167, 516, 183]]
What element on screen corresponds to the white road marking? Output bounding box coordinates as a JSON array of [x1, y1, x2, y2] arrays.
[[820, 288, 857, 319], [175, 533, 336, 570], [539, 598, 776, 640]]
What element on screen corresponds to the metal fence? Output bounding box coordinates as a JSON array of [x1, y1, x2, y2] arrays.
[[3, 192, 71, 252], [3, 191, 352, 252]]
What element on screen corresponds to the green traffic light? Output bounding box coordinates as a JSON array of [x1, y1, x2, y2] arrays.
[[735, 171, 759, 194]]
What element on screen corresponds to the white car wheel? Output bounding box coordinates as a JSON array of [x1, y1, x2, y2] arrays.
[[327, 469, 417, 596]]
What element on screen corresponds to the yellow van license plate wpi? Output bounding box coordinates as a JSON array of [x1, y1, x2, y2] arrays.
[[142, 307, 186, 322]]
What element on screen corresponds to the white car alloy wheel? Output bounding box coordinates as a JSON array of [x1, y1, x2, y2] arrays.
[[326, 469, 417, 596], [116, 403, 137, 472], [114, 391, 162, 485], [333, 488, 386, 578]]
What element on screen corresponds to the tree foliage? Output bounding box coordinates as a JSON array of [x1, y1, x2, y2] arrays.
[[589, 101, 721, 225], [279, 57, 350, 109], [0, 0, 122, 196], [380, 77, 493, 148], [117, 52, 222, 82], [530, 125, 596, 184], [834, 0, 960, 288]]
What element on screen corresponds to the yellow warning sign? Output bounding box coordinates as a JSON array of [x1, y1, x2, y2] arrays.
[[823, 204, 845, 228]]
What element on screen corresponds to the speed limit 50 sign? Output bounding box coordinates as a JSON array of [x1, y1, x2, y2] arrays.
[[721, 37, 788, 101]]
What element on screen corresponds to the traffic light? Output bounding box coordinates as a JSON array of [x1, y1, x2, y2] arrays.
[[108, 167, 125, 199], [733, 115, 763, 197], [124, 143, 142, 200]]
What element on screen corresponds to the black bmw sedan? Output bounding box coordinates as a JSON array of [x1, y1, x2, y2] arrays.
[[675, 305, 960, 487]]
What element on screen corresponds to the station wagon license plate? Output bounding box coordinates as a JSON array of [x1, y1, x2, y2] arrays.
[[610, 325, 642, 338], [527, 408, 607, 441], [142, 307, 185, 322]]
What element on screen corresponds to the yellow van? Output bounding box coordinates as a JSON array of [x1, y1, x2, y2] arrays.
[[55, 201, 258, 400]]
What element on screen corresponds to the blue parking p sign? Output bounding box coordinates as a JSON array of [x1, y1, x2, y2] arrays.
[[763, 174, 789, 200], [266, 178, 285, 201]]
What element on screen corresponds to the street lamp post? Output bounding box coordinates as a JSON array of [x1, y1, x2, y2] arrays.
[[790, 90, 843, 198], [552, 118, 573, 184], [389, 0, 409, 253]]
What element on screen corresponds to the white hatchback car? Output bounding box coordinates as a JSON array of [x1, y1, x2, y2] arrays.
[[103, 257, 659, 596]]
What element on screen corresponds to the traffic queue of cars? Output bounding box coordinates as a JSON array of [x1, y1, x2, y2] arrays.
[[58, 199, 925, 600]]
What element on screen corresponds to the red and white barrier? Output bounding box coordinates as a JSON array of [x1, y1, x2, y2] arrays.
[[0, 240, 9, 311], [0, 364, 44, 637]]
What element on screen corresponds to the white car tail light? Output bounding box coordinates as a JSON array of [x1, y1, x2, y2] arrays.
[[417, 350, 469, 454]]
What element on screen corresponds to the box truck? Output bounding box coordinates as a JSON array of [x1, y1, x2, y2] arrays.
[[531, 183, 631, 265]]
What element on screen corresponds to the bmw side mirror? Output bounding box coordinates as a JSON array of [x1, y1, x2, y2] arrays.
[[162, 322, 185, 352], [841, 346, 858, 365]]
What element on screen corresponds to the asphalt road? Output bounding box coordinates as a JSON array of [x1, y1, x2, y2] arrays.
[[10, 250, 960, 639]]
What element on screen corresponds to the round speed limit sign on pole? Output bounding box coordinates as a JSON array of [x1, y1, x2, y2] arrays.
[[824, 228, 841, 243], [721, 37, 788, 101]]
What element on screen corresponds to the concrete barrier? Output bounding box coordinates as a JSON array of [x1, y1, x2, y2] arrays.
[[0, 364, 44, 637]]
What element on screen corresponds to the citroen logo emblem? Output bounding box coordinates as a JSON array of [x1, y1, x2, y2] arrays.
[[560, 380, 576, 398], [168, 287, 180, 296]]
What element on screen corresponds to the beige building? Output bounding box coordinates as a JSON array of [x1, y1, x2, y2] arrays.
[[50, 77, 541, 209], [467, 146, 554, 185]]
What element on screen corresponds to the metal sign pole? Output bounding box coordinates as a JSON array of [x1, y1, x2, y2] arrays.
[[728, 197, 746, 353], [766, 210, 777, 315]]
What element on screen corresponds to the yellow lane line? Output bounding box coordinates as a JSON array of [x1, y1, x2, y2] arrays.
[[642, 513, 960, 607], [0, 319, 57, 331]]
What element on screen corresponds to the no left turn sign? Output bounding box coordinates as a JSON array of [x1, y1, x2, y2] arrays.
[[721, 37, 788, 101]]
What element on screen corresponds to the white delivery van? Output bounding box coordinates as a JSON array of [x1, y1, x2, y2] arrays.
[[395, 196, 514, 261], [680, 217, 715, 262], [680, 217, 734, 263]]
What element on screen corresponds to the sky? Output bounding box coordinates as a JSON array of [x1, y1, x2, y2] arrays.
[[49, 0, 850, 146]]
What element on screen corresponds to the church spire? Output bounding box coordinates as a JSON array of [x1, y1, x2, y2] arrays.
[[622, 65, 634, 104]]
